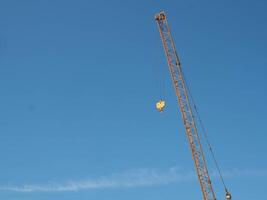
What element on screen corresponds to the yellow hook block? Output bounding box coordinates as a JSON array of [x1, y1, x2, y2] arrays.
[[156, 100, 166, 112]]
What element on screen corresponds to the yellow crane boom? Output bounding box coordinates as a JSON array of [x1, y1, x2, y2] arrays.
[[155, 11, 216, 200]]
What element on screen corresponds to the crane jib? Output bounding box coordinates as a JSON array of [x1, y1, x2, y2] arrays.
[[155, 11, 216, 200]]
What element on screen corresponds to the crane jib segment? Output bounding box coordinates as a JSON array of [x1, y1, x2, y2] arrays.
[[155, 11, 216, 200]]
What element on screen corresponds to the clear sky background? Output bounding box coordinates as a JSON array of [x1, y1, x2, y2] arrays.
[[0, 0, 267, 200]]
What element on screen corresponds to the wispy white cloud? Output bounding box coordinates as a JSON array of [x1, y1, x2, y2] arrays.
[[0, 167, 191, 193], [0, 167, 266, 193]]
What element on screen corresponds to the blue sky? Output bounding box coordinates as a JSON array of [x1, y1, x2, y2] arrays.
[[0, 0, 267, 199]]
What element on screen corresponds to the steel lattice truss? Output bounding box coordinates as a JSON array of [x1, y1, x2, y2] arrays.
[[155, 11, 216, 200]]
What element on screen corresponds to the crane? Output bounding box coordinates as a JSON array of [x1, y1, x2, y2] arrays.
[[154, 11, 231, 200]]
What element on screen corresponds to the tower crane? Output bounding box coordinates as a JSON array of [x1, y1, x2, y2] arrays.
[[154, 11, 232, 200]]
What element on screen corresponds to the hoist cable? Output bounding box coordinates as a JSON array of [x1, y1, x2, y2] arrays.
[[180, 68, 228, 192]]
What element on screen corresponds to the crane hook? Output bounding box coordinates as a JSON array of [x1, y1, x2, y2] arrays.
[[226, 190, 232, 200], [156, 99, 166, 112]]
